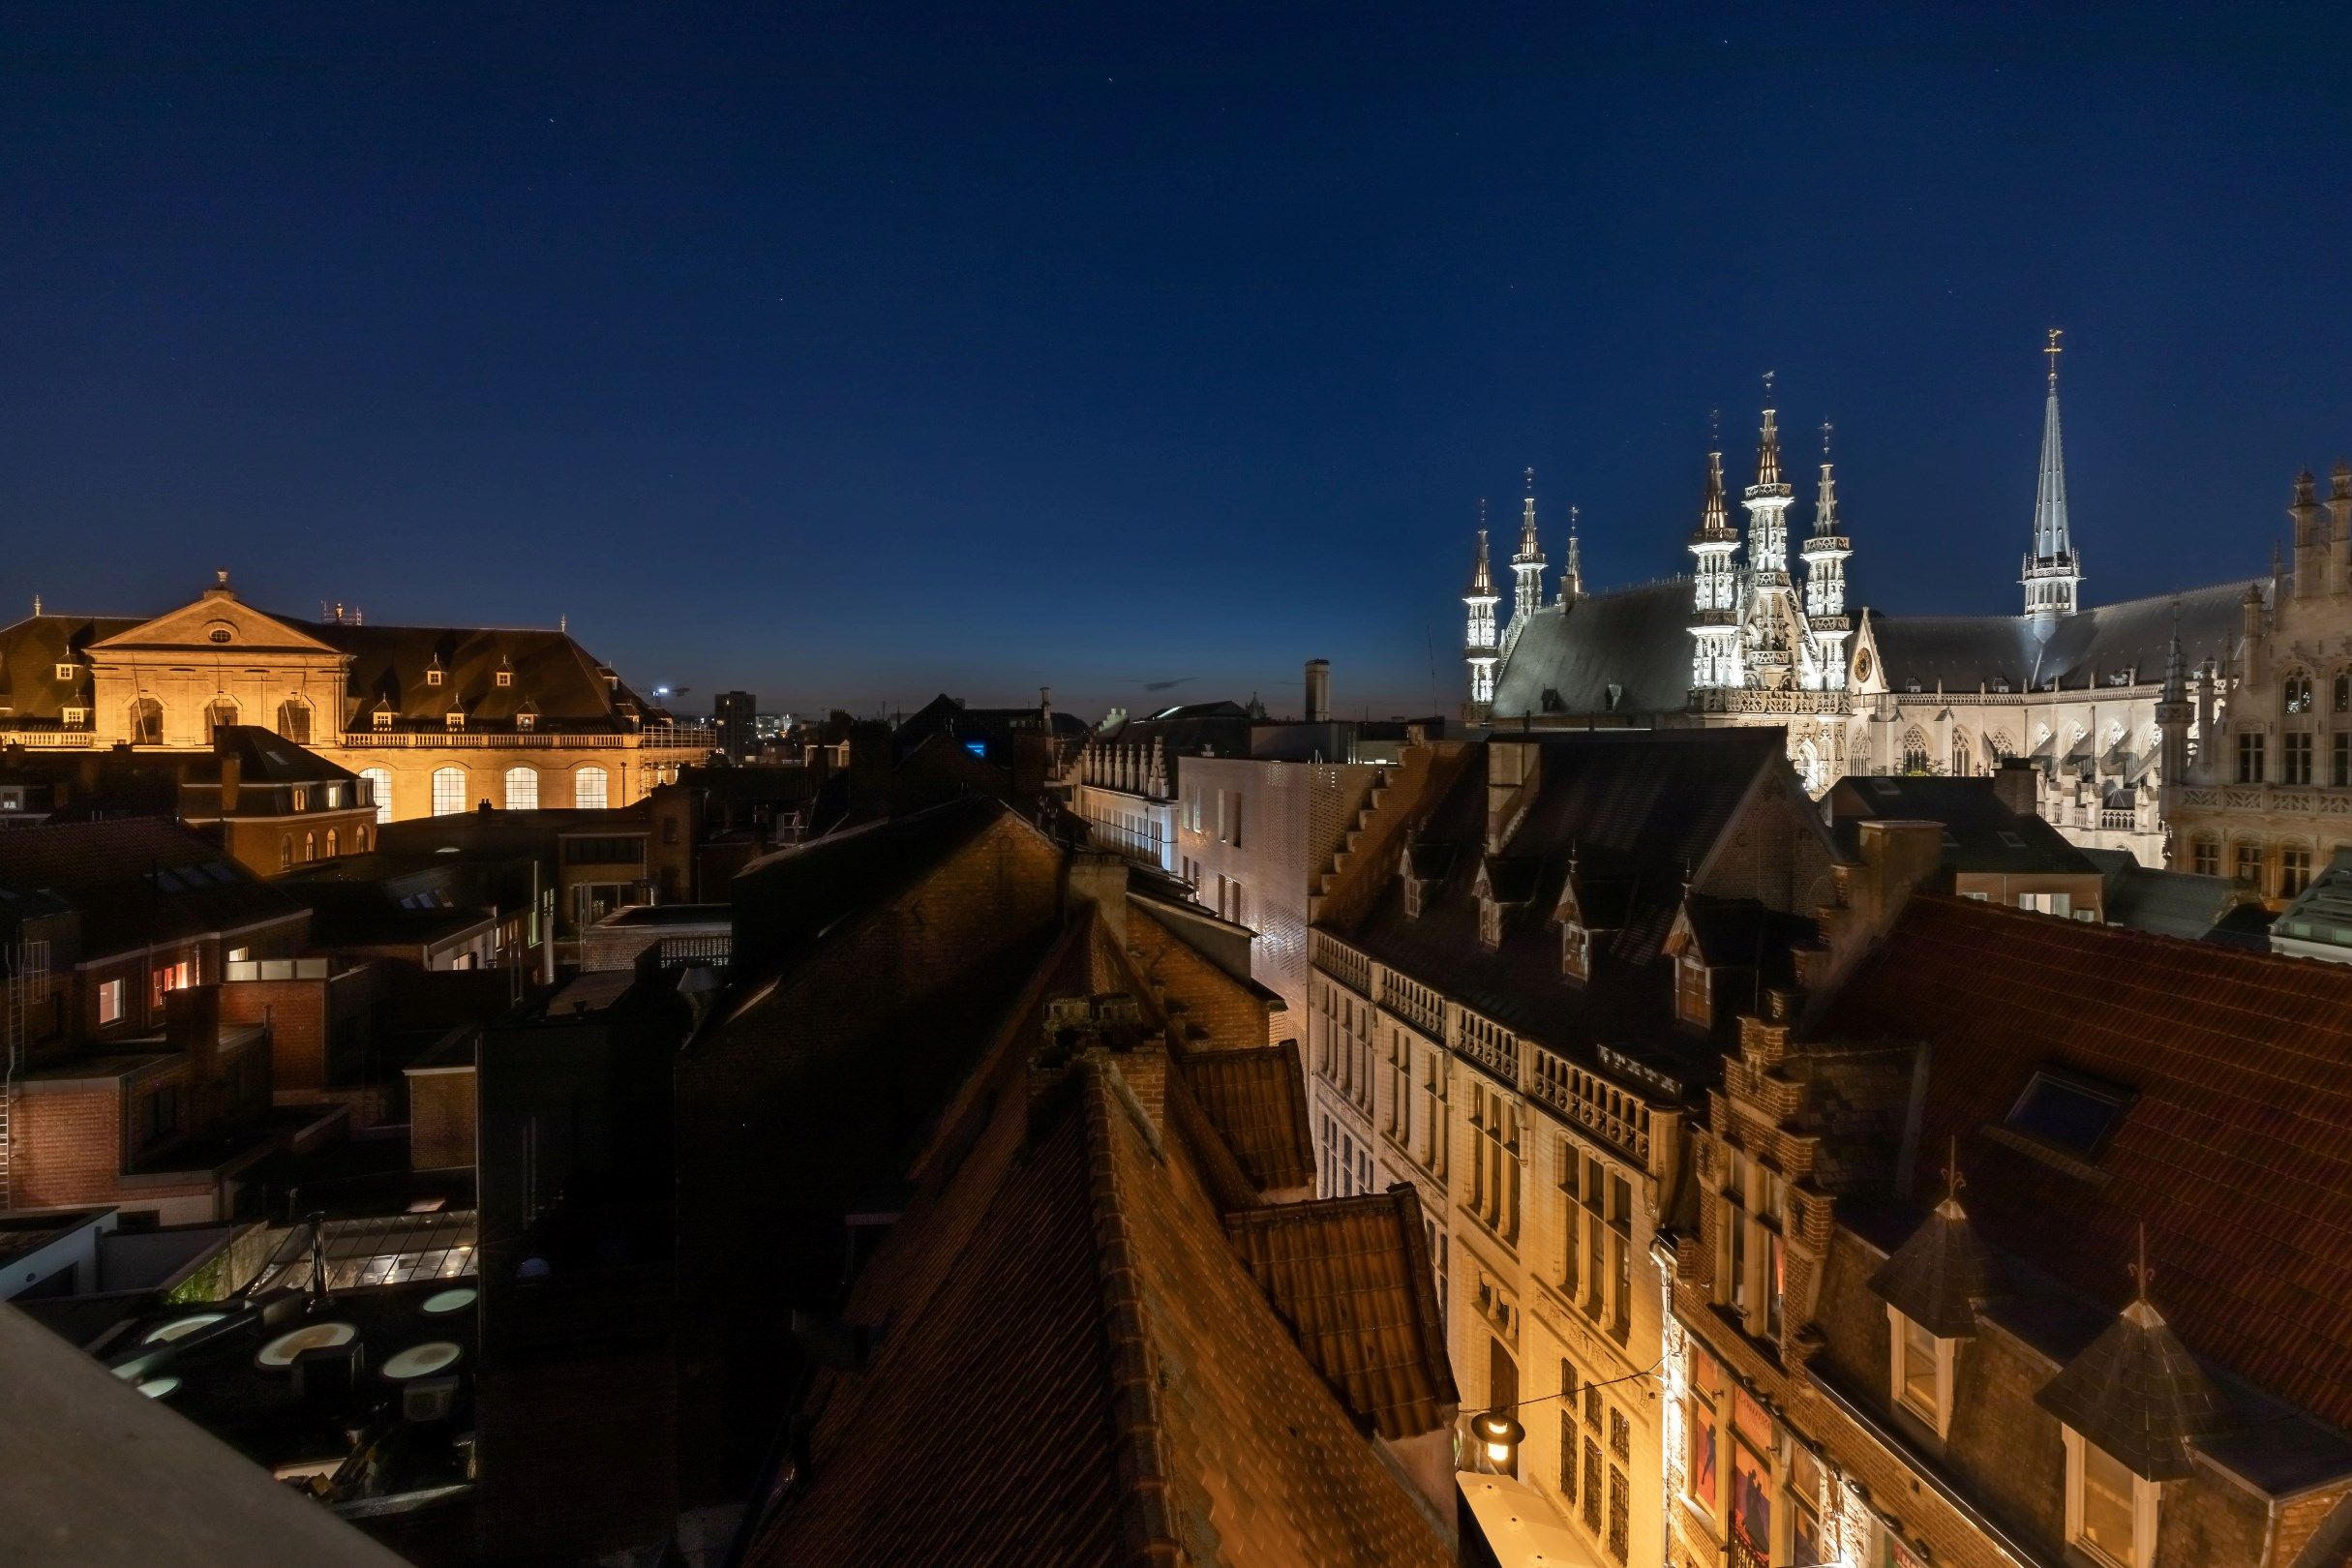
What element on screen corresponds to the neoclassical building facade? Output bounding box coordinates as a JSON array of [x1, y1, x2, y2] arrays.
[[0, 573, 712, 823], [1462, 345, 2254, 865]]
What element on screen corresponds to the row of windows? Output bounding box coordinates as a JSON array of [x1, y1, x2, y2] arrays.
[[2278, 670, 2352, 716], [2186, 835, 2331, 898], [2234, 729, 2352, 786], [276, 825, 369, 869], [377, 764, 614, 818], [1555, 1358, 1632, 1563], [1558, 1145, 1634, 1342]]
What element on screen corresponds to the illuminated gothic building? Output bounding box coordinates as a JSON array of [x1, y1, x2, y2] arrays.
[[0, 572, 712, 824], [1461, 341, 2254, 865]]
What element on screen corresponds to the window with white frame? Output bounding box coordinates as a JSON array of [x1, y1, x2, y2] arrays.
[[61, 707, 86, 726], [575, 766, 609, 809], [504, 766, 539, 810], [1718, 1147, 1786, 1343], [445, 709, 465, 731], [1888, 1307, 1955, 1434], [2065, 1427, 2156, 1568], [360, 768, 393, 824], [373, 708, 393, 730], [496, 668, 512, 687], [54, 662, 75, 680], [427, 665, 443, 686], [432, 767, 466, 817], [97, 978, 125, 1026]]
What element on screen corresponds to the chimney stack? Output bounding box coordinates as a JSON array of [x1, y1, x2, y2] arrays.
[[1304, 658, 1331, 724], [1992, 757, 2039, 820]]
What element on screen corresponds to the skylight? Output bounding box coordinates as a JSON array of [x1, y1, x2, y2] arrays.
[[2005, 1070, 2128, 1158], [1997, 830, 2027, 849]]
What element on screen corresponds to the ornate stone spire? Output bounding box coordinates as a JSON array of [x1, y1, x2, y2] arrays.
[[1509, 467, 1547, 630], [1689, 446, 1742, 691], [1800, 419, 1853, 689], [1560, 504, 1583, 602], [1463, 509, 1499, 716], [2024, 329, 2082, 622]]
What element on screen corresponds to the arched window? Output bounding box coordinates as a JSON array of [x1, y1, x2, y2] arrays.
[[303, 832, 317, 862], [432, 767, 466, 817], [2285, 672, 2314, 714], [279, 835, 292, 871], [2190, 836, 2219, 877], [130, 697, 164, 746], [276, 699, 311, 744], [354, 826, 369, 853], [1951, 731, 1973, 777], [207, 697, 239, 739], [2337, 673, 2351, 713], [1987, 730, 2015, 760], [1901, 727, 1931, 775], [324, 829, 338, 858], [574, 765, 609, 810], [359, 768, 393, 825], [504, 767, 539, 810], [1794, 739, 1824, 797]]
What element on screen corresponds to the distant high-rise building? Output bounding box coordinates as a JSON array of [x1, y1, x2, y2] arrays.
[[713, 689, 757, 762]]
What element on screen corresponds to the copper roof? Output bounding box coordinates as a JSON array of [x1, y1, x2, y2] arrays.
[[1814, 894, 2352, 1431]]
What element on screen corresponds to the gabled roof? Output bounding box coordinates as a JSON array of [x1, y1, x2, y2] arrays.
[[1826, 775, 2096, 877], [208, 727, 360, 786], [746, 1050, 1455, 1567], [1811, 894, 2352, 1432], [0, 818, 304, 954], [1490, 579, 1694, 719], [1863, 579, 2253, 695], [2080, 848, 2249, 943], [1334, 731, 1804, 1063]]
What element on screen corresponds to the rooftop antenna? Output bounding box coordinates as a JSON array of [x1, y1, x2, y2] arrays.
[[2128, 1221, 2154, 1301], [2046, 326, 2064, 391], [1945, 1134, 1966, 1202]]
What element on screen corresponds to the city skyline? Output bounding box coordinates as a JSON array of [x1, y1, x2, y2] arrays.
[[7, 7, 2352, 718]]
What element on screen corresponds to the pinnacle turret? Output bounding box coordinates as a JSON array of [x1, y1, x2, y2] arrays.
[[1508, 467, 1547, 630], [1560, 504, 1583, 602], [2023, 329, 2082, 622]]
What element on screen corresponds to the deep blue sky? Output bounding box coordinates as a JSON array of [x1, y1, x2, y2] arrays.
[[6, 6, 2351, 722]]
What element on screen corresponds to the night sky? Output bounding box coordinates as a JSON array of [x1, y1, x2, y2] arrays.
[[6, 6, 2351, 723]]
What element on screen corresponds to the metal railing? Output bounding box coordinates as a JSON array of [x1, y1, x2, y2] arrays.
[[338, 725, 717, 750]]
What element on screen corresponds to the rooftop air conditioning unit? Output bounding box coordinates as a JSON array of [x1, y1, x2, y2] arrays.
[[403, 1373, 461, 1424]]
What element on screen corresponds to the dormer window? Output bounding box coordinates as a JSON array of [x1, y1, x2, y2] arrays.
[[61, 707, 86, 727], [497, 669, 513, 687], [1675, 954, 1711, 1028], [426, 666, 443, 687], [517, 712, 535, 732], [53, 662, 75, 680], [1403, 876, 1425, 919], [1889, 1308, 1954, 1433], [1477, 895, 1502, 950], [373, 709, 393, 731], [1561, 922, 1591, 981], [2065, 1430, 2156, 1568], [445, 709, 465, 732]]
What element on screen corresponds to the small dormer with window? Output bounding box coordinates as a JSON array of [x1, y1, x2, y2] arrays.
[[1553, 850, 1633, 984], [1868, 1192, 1993, 1443], [1398, 832, 1453, 921], [1472, 854, 1537, 951], [445, 708, 466, 732], [496, 653, 514, 689], [426, 657, 444, 688], [372, 704, 394, 731]]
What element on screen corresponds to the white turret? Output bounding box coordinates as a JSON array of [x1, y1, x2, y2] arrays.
[[1689, 451, 1742, 690], [1464, 522, 1499, 718], [2022, 329, 2083, 623], [1560, 504, 1583, 604], [1799, 421, 1853, 691], [1506, 468, 1546, 649], [1741, 379, 1800, 688]]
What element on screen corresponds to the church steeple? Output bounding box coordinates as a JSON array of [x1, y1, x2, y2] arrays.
[[1463, 511, 1499, 718], [1508, 467, 1547, 630], [1560, 504, 1583, 603], [1741, 375, 1799, 686], [2023, 329, 2083, 623], [1800, 420, 1853, 690], [1689, 447, 1742, 690]]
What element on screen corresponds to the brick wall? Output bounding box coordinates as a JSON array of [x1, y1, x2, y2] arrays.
[[10, 1081, 126, 1209], [1126, 905, 1272, 1050]]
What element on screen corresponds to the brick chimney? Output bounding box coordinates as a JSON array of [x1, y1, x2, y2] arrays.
[[1991, 757, 2039, 819]]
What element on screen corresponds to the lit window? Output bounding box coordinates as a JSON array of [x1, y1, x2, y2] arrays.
[[279, 836, 292, 870], [1890, 1307, 1951, 1431], [324, 829, 337, 857], [2285, 672, 2314, 714], [2066, 1428, 2156, 1568], [426, 666, 443, 686], [97, 978, 125, 1026], [574, 766, 609, 810], [496, 669, 512, 687], [504, 767, 539, 810], [291, 787, 308, 811], [61, 707, 86, 726], [432, 767, 466, 817], [517, 712, 535, 732], [303, 832, 316, 862], [373, 708, 393, 731], [360, 768, 393, 825], [446, 709, 465, 732]]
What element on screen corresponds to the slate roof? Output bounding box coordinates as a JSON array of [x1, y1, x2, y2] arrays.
[[1334, 731, 1806, 1066], [1222, 1185, 1459, 1441], [0, 818, 304, 954], [2034, 1297, 2225, 1481], [1490, 580, 1695, 719], [0, 614, 141, 722], [745, 1049, 1455, 1567], [1178, 1040, 1316, 1192], [2079, 848, 2249, 943], [1868, 1195, 1997, 1340], [1826, 775, 2097, 877], [208, 727, 360, 785], [1864, 579, 2254, 695], [1812, 894, 2352, 1433]]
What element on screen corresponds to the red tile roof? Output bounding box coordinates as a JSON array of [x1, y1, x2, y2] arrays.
[[747, 1046, 1455, 1567], [1814, 894, 2352, 1430], [1222, 1186, 1460, 1440], [1177, 1040, 1315, 1193]]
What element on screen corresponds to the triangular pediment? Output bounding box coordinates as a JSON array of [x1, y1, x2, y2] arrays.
[[91, 588, 343, 657]]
